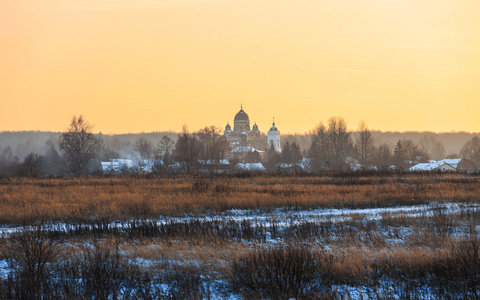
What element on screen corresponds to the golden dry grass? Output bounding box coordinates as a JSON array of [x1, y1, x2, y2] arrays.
[[0, 174, 479, 223]]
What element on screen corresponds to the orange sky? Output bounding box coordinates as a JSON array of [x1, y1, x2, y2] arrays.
[[1, 0, 480, 134]]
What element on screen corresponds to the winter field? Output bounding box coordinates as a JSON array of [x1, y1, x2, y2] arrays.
[[1, 173, 480, 299]]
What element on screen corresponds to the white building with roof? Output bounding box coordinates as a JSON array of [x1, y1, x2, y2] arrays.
[[236, 163, 266, 172], [408, 161, 456, 172], [224, 105, 281, 158], [267, 118, 281, 152], [408, 158, 477, 172]]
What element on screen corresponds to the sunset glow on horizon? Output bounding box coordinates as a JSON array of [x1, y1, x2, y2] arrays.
[[1, 0, 480, 134]]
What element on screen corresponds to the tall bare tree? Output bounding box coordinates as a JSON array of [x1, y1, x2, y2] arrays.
[[393, 140, 405, 170], [157, 135, 175, 154], [21, 153, 43, 177], [59, 115, 98, 176], [327, 116, 352, 170], [134, 137, 153, 160], [403, 139, 429, 165], [173, 125, 202, 173], [374, 144, 392, 170], [354, 121, 375, 169], [281, 141, 302, 164], [309, 122, 329, 171], [156, 135, 175, 169], [460, 136, 480, 166], [309, 117, 352, 171], [196, 126, 230, 164], [42, 140, 63, 176], [419, 134, 446, 160]]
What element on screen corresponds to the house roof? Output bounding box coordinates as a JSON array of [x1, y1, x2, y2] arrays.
[[231, 145, 263, 153], [101, 158, 156, 173], [236, 163, 266, 171], [436, 159, 463, 169], [408, 161, 456, 171], [197, 159, 230, 165]]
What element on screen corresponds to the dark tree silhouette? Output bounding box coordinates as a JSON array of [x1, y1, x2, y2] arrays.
[[134, 137, 153, 160], [403, 139, 429, 165], [460, 136, 480, 167], [309, 116, 352, 171], [245, 150, 262, 163], [264, 145, 282, 171], [419, 134, 446, 160], [281, 142, 302, 164], [374, 144, 392, 170], [157, 135, 175, 154], [195, 126, 230, 163], [393, 140, 406, 170], [173, 125, 202, 173], [21, 153, 43, 177], [59, 115, 98, 176], [354, 121, 375, 169]]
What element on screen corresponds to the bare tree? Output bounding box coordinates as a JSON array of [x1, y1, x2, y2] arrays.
[[173, 125, 202, 173], [403, 139, 429, 165], [264, 147, 282, 171], [195, 126, 230, 164], [59, 115, 98, 176], [309, 117, 352, 171], [158, 135, 175, 154], [281, 141, 302, 164], [327, 116, 352, 170], [354, 121, 375, 169], [134, 137, 153, 160], [460, 136, 480, 166], [393, 140, 406, 170], [374, 144, 392, 170], [42, 140, 63, 176], [21, 153, 43, 177], [245, 150, 262, 163], [151, 135, 176, 172], [0, 146, 21, 176], [309, 122, 330, 171], [419, 134, 446, 160]]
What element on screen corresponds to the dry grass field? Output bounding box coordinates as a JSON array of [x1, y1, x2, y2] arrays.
[[0, 173, 479, 224], [1, 173, 480, 299]]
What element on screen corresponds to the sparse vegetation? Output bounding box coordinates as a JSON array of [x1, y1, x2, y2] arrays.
[[0, 173, 480, 298], [0, 173, 479, 223]]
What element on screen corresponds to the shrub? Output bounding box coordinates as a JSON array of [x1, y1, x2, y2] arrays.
[[230, 244, 331, 299], [431, 227, 480, 298], [2, 224, 60, 299], [73, 241, 141, 299]]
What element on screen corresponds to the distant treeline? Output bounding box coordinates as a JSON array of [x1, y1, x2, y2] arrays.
[[282, 130, 479, 157], [0, 131, 177, 162], [1, 123, 480, 177], [1, 129, 477, 162]]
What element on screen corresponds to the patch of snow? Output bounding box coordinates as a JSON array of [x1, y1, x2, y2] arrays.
[[0, 259, 12, 279]]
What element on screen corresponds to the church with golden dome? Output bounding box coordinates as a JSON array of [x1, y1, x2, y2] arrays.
[[224, 106, 281, 153]]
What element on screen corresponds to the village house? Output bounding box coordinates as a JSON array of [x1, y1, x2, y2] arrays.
[[408, 158, 477, 172]]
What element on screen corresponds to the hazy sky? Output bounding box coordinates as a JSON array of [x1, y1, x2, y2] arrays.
[[1, 0, 480, 134]]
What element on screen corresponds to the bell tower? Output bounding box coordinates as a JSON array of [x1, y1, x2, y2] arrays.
[[267, 118, 281, 152]]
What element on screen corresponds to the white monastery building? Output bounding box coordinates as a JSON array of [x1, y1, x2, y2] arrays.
[[224, 106, 281, 153], [267, 118, 281, 152]]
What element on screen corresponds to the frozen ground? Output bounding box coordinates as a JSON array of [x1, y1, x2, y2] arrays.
[[1, 202, 477, 299], [0, 201, 478, 235]]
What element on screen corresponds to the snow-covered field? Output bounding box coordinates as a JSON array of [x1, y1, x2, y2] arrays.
[[1, 201, 477, 236], [2, 201, 479, 299]]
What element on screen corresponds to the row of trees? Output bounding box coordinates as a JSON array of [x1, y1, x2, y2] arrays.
[[0, 141, 63, 177], [2, 115, 480, 176], [308, 117, 444, 171]]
